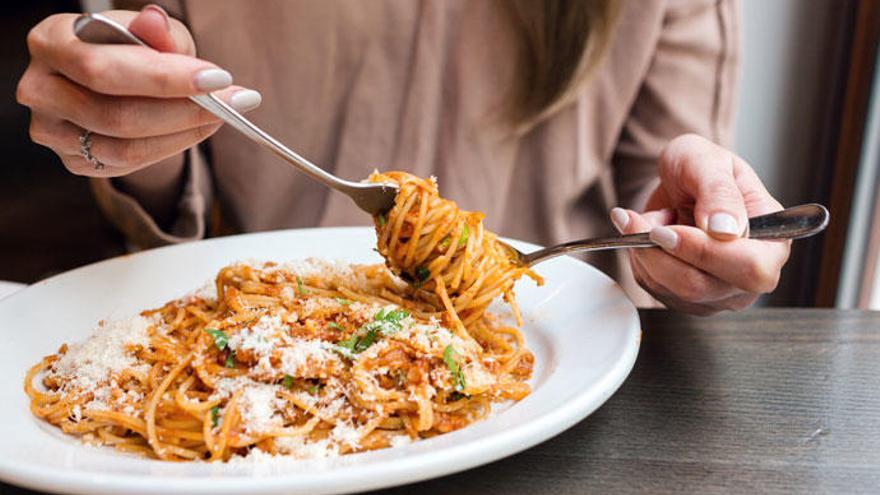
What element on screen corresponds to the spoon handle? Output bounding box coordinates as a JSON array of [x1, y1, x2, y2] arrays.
[[523, 204, 829, 266]]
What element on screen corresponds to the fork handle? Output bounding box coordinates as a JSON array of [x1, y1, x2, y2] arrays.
[[522, 203, 830, 266], [72, 13, 359, 193]]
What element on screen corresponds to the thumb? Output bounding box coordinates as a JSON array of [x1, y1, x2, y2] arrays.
[[659, 134, 749, 241], [128, 5, 193, 54]]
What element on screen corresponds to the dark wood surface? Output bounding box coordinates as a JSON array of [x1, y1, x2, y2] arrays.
[[3, 309, 878, 495]]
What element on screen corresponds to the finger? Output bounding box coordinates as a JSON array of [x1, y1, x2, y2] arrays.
[[610, 207, 675, 233], [648, 224, 791, 294], [29, 113, 222, 177], [28, 13, 231, 97], [20, 67, 260, 138], [732, 155, 784, 218], [621, 210, 742, 303], [76, 8, 196, 56], [658, 134, 748, 240], [127, 6, 187, 54], [629, 257, 731, 316]]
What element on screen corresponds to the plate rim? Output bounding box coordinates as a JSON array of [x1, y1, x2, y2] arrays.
[[0, 226, 641, 495]]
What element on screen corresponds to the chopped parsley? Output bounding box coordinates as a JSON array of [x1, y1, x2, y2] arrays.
[[443, 345, 466, 392], [438, 235, 451, 250], [224, 350, 236, 368], [365, 307, 410, 336], [335, 329, 376, 354], [334, 297, 353, 306], [335, 307, 410, 355], [210, 406, 220, 427], [356, 327, 380, 352], [328, 322, 345, 331], [377, 213, 386, 228], [204, 328, 228, 351], [415, 266, 431, 282], [449, 391, 467, 402], [308, 383, 320, 395], [296, 276, 308, 296], [458, 224, 469, 247], [282, 374, 294, 389]]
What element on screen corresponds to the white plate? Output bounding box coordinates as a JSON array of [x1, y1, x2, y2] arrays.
[[0, 280, 25, 300], [0, 227, 640, 495]]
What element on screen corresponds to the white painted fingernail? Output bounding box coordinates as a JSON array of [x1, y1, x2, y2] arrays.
[[229, 89, 262, 112], [650, 226, 678, 250], [708, 212, 739, 236], [610, 207, 629, 233], [195, 68, 233, 91]]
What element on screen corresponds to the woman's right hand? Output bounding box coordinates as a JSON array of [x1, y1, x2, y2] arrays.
[[16, 5, 261, 178]]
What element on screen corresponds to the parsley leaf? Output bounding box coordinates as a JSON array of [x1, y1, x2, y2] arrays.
[[415, 266, 431, 282], [335, 308, 410, 355], [210, 406, 220, 427], [336, 334, 358, 352], [296, 276, 308, 296], [354, 327, 379, 352], [449, 391, 467, 402], [328, 322, 345, 331], [443, 345, 466, 392], [438, 235, 451, 250], [308, 383, 320, 395], [377, 213, 386, 228], [458, 224, 469, 247], [225, 350, 236, 368], [334, 297, 353, 306], [282, 374, 294, 389], [365, 307, 410, 336], [204, 328, 228, 351]]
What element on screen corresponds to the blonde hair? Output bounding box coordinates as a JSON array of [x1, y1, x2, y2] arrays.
[[506, 0, 621, 133]]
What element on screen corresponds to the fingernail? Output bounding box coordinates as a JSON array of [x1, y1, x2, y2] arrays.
[[650, 226, 678, 250], [195, 68, 233, 92], [708, 212, 740, 236], [229, 89, 262, 112], [610, 207, 629, 233], [142, 5, 170, 30]]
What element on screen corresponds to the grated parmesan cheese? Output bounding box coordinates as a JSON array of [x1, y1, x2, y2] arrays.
[[278, 339, 340, 377], [330, 422, 361, 449], [274, 435, 339, 459], [51, 315, 153, 395], [238, 384, 284, 434], [228, 314, 283, 357]]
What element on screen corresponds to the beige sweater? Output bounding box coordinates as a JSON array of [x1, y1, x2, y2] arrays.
[[94, 0, 740, 304]]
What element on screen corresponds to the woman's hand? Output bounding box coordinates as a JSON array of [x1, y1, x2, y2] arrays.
[[611, 134, 791, 315], [16, 5, 261, 178]]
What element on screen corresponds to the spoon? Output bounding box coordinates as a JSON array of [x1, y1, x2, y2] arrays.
[[501, 203, 830, 268], [73, 13, 398, 215]]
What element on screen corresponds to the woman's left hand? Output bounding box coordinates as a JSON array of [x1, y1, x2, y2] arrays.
[[610, 134, 791, 315]]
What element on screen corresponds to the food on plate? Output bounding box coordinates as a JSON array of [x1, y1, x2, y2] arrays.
[[25, 259, 535, 461]]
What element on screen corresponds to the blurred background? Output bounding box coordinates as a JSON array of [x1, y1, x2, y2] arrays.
[[1, 0, 878, 308]]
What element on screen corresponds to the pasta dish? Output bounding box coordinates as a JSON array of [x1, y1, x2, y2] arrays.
[[25, 172, 541, 462]]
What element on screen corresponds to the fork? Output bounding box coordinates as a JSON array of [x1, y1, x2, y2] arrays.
[[73, 13, 398, 215], [500, 203, 830, 268]]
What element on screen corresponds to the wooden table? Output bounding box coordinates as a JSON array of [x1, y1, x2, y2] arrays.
[[4, 309, 879, 494]]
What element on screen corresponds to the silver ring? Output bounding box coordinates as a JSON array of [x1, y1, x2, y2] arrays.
[[78, 130, 104, 171]]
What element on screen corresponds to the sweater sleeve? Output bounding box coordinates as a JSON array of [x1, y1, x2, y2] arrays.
[[90, 147, 213, 249], [612, 0, 741, 211]]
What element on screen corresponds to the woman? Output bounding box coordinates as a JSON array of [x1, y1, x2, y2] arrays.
[[16, 0, 789, 315]]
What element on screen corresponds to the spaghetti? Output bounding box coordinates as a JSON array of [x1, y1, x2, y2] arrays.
[[370, 171, 543, 336], [25, 260, 534, 461]]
